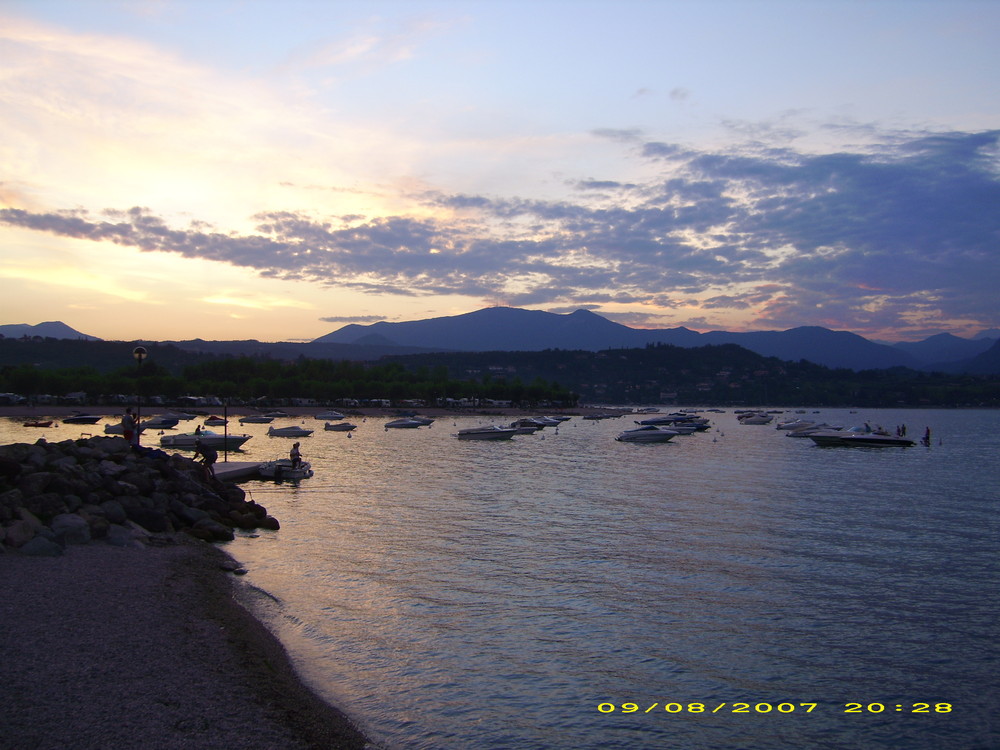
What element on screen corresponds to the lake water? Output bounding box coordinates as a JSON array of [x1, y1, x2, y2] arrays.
[[4, 408, 998, 749]]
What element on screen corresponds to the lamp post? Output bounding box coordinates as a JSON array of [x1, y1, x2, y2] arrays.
[[133, 346, 147, 446]]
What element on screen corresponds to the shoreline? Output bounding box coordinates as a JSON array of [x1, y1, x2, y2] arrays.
[[0, 538, 374, 750], [0, 404, 632, 420]]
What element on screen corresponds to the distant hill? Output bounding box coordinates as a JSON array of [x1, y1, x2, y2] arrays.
[[893, 332, 995, 364], [316, 307, 920, 371], [945, 338, 1000, 375], [0, 321, 100, 341]]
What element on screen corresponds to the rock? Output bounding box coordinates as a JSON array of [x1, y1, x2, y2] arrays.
[[1, 435, 282, 551], [51, 513, 92, 545], [193, 517, 235, 542], [105, 524, 140, 547], [17, 471, 58, 496], [99, 500, 127, 524], [260, 516, 280, 531], [19, 535, 63, 556], [125, 506, 171, 534]]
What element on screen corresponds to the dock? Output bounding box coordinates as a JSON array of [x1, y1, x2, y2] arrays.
[[213, 461, 261, 482]]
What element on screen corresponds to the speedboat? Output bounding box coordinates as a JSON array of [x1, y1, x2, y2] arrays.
[[615, 425, 678, 443], [509, 421, 541, 434], [455, 425, 518, 440], [776, 418, 814, 431], [267, 425, 314, 437], [23, 420, 53, 428], [785, 423, 841, 437], [239, 415, 274, 424], [165, 411, 197, 421], [808, 424, 914, 447], [258, 459, 313, 480], [104, 422, 147, 434], [62, 413, 103, 424], [160, 430, 252, 450], [315, 410, 345, 420], [324, 421, 357, 431], [385, 418, 427, 429], [204, 416, 228, 426], [738, 413, 773, 425], [265, 411, 290, 418], [141, 415, 180, 430]]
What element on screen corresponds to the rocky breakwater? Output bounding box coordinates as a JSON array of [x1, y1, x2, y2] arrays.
[[0, 436, 279, 556]]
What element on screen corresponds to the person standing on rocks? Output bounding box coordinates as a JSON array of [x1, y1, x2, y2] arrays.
[[193, 439, 218, 480], [121, 408, 137, 445]]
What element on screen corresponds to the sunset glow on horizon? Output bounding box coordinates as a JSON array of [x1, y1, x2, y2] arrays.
[[1, 0, 998, 343]]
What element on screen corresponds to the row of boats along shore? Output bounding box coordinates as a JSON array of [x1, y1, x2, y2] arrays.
[[19, 407, 928, 483], [30, 407, 927, 450]]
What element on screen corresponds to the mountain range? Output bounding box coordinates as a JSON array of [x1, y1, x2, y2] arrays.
[[3, 309, 998, 374], [315, 307, 999, 373]]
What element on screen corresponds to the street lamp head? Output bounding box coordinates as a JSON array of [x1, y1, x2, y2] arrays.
[[133, 346, 148, 364]]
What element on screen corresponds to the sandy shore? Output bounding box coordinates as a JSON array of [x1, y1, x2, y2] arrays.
[[0, 539, 374, 750]]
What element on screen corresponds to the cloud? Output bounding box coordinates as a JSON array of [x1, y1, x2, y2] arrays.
[[319, 315, 390, 324], [2, 128, 998, 338]]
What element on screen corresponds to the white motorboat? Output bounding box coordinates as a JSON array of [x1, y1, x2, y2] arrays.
[[455, 425, 518, 440], [635, 420, 698, 434], [267, 425, 314, 437], [785, 423, 841, 437], [615, 425, 678, 443], [325, 421, 357, 431], [141, 415, 180, 429], [315, 410, 345, 420], [258, 459, 313, 480], [265, 411, 290, 418], [104, 422, 147, 434], [160, 430, 252, 450], [239, 415, 274, 424], [165, 411, 198, 421], [776, 418, 814, 431], [62, 413, 103, 424], [385, 418, 426, 429], [738, 413, 773, 425], [509, 421, 540, 434], [808, 424, 914, 447]]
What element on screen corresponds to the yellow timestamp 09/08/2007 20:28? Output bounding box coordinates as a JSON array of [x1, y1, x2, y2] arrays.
[[596, 702, 954, 715]]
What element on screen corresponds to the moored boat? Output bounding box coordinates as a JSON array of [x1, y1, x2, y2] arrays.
[[615, 425, 678, 443], [258, 458, 313, 480], [808, 424, 914, 447], [385, 418, 426, 429], [267, 425, 314, 437], [239, 415, 274, 424], [324, 421, 357, 431], [62, 413, 102, 424], [315, 410, 345, 420], [160, 430, 252, 451], [455, 425, 518, 440], [23, 420, 53, 428]]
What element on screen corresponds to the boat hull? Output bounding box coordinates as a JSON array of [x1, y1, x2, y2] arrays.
[[160, 432, 252, 450], [456, 427, 517, 440]]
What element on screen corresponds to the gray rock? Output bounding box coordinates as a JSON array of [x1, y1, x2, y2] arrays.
[[19, 535, 63, 556], [99, 500, 127, 524], [4, 519, 37, 548], [51, 513, 92, 545], [105, 523, 141, 547]]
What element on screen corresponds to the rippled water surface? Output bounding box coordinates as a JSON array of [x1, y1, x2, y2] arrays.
[[6, 408, 998, 748]]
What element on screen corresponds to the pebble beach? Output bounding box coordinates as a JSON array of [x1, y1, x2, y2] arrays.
[[0, 406, 377, 750]]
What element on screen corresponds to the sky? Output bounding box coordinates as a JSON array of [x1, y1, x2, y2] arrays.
[[1, 0, 998, 344]]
